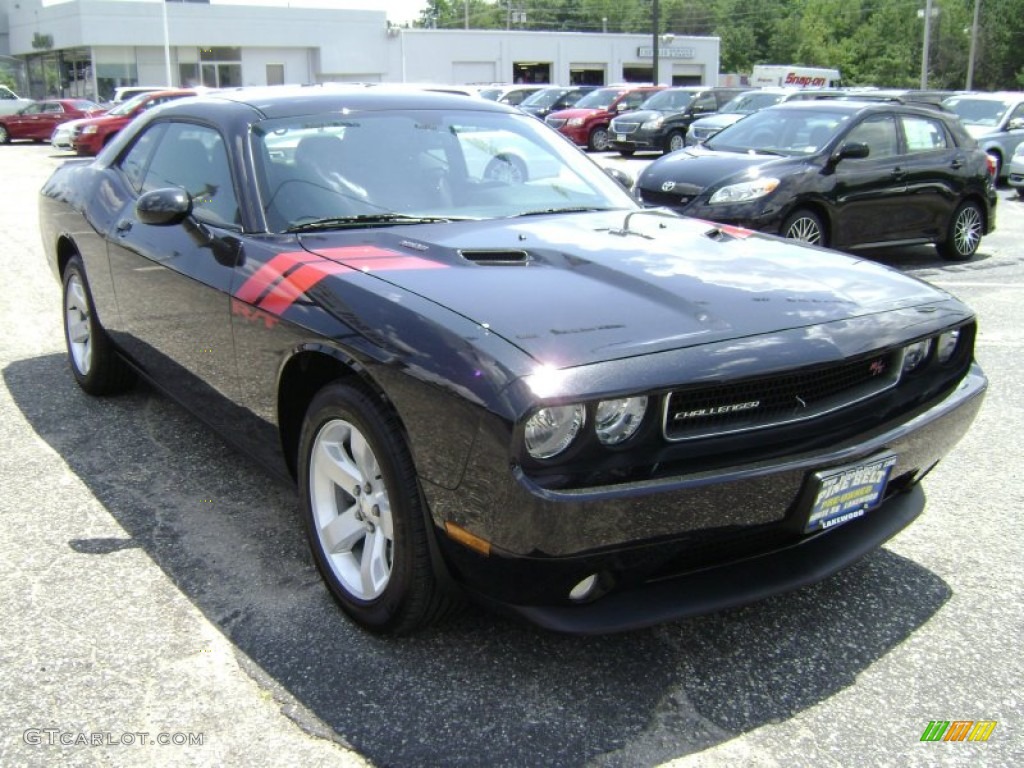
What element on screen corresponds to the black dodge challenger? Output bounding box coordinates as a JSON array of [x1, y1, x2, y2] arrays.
[[39, 87, 987, 634]]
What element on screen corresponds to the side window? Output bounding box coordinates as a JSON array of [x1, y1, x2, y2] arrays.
[[141, 123, 240, 228], [901, 115, 949, 153], [693, 94, 716, 111], [845, 115, 899, 159], [43, 102, 64, 114], [624, 92, 647, 109], [21, 103, 43, 115], [119, 123, 166, 192]]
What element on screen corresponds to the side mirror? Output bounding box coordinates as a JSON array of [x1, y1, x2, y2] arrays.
[[605, 167, 634, 191], [834, 141, 870, 162], [136, 187, 191, 226], [1007, 117, 1024, 131]]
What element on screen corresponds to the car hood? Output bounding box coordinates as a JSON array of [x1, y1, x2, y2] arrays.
[[615, 109, 668, 122], [298, 212, 948, 368], [962, 123, 1004, 139], [78, 113, 128, 128], [547, 108, 602, 120], [638, 147, 788, 190]]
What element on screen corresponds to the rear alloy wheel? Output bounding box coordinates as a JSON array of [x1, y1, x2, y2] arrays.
[[483, 154, 527, 184], [937, 200, 984, 261], [664, 131, 685, 153], [588, 126, 610, 152], [299, 383, 459, 634], [62, 256, 136, 395], [0, 125, 9, 144], [781, 209, 826, 247]]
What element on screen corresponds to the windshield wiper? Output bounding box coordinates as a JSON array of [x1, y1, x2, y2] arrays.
[[511, 206, 617, 218], [285, 213, 464, 232]]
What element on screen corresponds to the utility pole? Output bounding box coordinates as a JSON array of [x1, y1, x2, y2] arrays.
[[966, 0, 981, 90], [920, 0, 934, 89]]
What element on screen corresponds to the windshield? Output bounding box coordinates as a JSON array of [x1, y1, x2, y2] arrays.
[[942, 97, 1012, 127], [519, 88, 568, 108], [706, 107, 851, 154], [573, 88, 624, 110], [639, 89, 694, 111], [108, 92, 153, 116], [253, 108, 637, 232], [720, 91, 786, 114]]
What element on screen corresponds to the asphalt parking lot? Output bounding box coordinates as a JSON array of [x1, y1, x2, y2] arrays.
[[1, 142, 1021, 768]]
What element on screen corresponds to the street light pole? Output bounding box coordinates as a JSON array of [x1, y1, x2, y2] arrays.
[[652, 0, 659, 85], [161, 0, 172, 85]]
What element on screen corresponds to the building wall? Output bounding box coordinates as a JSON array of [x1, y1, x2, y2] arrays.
[[4, 2, 720, 89]]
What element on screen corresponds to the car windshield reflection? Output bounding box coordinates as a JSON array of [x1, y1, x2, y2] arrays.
[[705, 107, 851, 155], [253, 110, 635, 232]]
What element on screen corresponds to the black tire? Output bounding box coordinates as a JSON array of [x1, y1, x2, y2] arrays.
[[62, 256, 136, 395], [298, 382, 460, 634], [587, 126, 610, 152], [663, 130, 685, 154], [937, 200, 984, 261], [0, 125, 9, 144], [781, 208, 827, 247], [618, 149, 636, 157]]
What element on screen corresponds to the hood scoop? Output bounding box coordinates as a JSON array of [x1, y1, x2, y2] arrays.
[[459, 249, 531, 266]]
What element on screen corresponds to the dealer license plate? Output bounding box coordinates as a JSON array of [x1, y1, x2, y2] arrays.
[[804, 454, 898, 533], [617, 134, 626, 142]]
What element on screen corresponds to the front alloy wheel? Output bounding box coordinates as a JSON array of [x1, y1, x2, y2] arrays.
[[781, 209, 826, 246], [937, 201, 983, 261], [588, 126, 610, 152], [299, 383, 460, 634], [309, 417, 395, 601]]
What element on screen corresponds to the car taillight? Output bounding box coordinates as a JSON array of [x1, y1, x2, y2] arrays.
[[985, 155, 997, 180]]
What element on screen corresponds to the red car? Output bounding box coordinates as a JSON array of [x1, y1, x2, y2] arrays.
[[0, 99, 104, 144], [72, 89, 197, 155], [544, 85, 665, 151]]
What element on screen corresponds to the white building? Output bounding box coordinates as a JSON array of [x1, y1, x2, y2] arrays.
[[0, 0, 720, 101]]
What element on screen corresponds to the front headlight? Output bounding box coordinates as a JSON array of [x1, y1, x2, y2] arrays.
[[935, 329, 961, 363], [902, 339, 932, 373], [595, 397, 648, 445], [709, 177, 780, 204], [567, 117, 585, 127], [525, 405, 586, 459], [82, 125, 98, 135], [641, 116, 664, 130]]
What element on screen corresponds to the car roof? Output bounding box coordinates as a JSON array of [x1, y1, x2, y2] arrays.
[[155, 85, 518, 121]]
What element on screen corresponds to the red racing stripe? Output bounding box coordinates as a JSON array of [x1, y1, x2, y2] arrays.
[[234, 250, 320, 304], [258, 260, 352, 316]]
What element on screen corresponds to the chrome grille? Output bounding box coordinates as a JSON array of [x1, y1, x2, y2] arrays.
[[610, 120, 641, 135], [663, 350, 902, 441]]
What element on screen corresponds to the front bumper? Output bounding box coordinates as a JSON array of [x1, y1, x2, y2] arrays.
[[610, 127, 665, 152], [428, 363, 986, 632]]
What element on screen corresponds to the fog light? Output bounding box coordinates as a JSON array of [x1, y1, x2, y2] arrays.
[[569, 574, 599, 602], [902, 339, 932, 373], [936, 329, 960, 363]]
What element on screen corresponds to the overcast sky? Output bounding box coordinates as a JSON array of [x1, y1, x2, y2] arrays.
[[210, 1, 429, 25]]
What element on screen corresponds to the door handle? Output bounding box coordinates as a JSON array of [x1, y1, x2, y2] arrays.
[[115, 219, 133, 234], [950, 158, 964, 169]]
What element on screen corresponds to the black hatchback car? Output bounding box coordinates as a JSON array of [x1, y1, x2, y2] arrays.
[[636, 100, 998, 260]]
